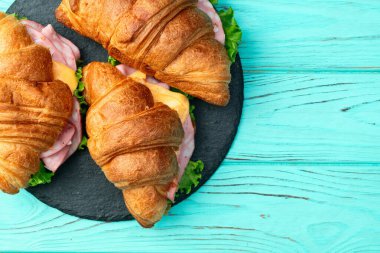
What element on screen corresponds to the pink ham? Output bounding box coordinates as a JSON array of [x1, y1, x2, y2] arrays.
[[40, 123, 75, 159], [21, 20, 44, 30], [41, 25, 77, 70], [166, 178, 179, 202], [176, 116, 195, 180], [116, 64, 137, 76], [23, 20, 83, 172], [66, 98, 82, 159], [117, 64, 171, 89], [167, 116, 195, 202], [42, 146, 71, 173], [23, 24, 68, 66], [25, 19, 80, 61], [146, 76, 170, 89], [22, 20, 78, 70], [42, 99, 82, 172], [56, 33, 81, 61], [197, 0, 225, 44]]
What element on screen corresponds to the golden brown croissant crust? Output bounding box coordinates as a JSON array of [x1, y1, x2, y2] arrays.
[[0, 13, 73, 194], [0, 13, 53, 82], [83, 62, 184, 227], [56, 0, 231, 106]]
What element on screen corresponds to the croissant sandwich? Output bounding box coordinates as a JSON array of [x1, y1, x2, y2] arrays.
[[56, 0, 235, 106], [0, 13, 83, 193], [83, 61, 200, 227]]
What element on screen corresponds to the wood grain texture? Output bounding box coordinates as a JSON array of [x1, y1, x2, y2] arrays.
[[0, 164, 379, 252], [1, 0, 380, 252], [229, 73, 380, 163]]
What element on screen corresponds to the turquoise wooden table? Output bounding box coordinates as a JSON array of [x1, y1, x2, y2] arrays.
[[1, 1, 380, 252]]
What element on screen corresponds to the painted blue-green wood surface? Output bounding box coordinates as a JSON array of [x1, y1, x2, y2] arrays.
[[1, 0, 380, 252]]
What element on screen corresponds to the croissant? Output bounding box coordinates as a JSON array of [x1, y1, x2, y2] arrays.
[[0, 13, 73, 194], [83, 62, 184, 227], [56, 0, 231, 106]]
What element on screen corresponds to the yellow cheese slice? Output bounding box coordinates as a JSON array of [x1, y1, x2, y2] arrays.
[[128, 71, 189, 123], [129, 71, 147, 83], [143, 82, 189, 123], [52, 61, 77, 93]]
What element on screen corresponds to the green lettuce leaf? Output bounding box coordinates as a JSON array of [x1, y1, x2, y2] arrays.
[[177, 160, 205, 195], [11, 13, 27, 20], [189, 104, 196, 122], [108, 56, 120, 67], [78, 136, 88, 150], [218, 7, 242, 62], [210, 1, 242, 62], [28, 162, 54, 187], [170, 87, 194, 100], [74, 65, 88, 115], [74, 64, 89, 149]]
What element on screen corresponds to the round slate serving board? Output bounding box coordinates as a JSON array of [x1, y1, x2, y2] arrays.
[[8, 0, 244, 221]]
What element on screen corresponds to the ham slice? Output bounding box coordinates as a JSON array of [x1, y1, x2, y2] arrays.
[[41, 25, 77, 70], [40, 123, 75, 158], [66, 98, 82, 159], [167, 115, 195, 202], [176, 116, 196, 180], [42, 99, 82, 172], [166, 178, 179, 202], [20, 19, 44, 31], [116, 64, 171, 90], [42, 146, 71, 173], [21, 20, 78, 70], [23, 24, 69, 67], [146, 76, 170, 89], [23, 20, 82, 172], [197, 0, 226, 44], [116, 64, 137, 76], [55, 32, 81, 61]]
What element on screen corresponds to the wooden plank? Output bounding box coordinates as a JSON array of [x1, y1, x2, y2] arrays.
[[218, 0, 380, 71], [0, 2, 9, 12], [0, 163, 379, 252], [226, 73, 380, 163]]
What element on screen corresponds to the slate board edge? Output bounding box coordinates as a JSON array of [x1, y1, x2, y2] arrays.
[[173, 55, 244, 204]]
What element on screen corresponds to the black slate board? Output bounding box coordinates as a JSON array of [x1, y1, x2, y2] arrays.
[[8, 0, 244, 221]]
